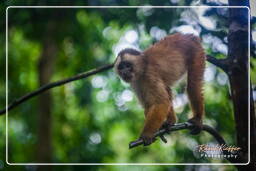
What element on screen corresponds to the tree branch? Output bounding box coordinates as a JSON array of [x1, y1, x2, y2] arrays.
[[129, 122, 226, 148], [0, 63, 114, 115], [129, 122, 243, 163], [206, 55, 229, 72], [0, 54, 232, 116]]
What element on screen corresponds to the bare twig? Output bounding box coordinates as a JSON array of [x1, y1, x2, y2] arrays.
[[0, 63, 114, 115]]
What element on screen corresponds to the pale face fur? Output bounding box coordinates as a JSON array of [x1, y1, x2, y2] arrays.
[[114, 53, 144, 83]]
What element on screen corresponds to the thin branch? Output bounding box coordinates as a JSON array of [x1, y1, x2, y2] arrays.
[[129, 122, 243, 163], [0, 63, 114, 115], [206, 55, 229, 72], [129, 122, 226, 148], [0, 54, 228, 115]]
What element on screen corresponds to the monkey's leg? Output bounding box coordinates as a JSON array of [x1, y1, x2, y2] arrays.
[[187, 54, 205, 134], [140, 103, 169, 145], [160, 90, 177, 130], [162, 104, 177, 129]]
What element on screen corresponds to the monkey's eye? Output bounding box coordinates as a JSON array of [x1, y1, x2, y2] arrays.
[[118, 61, 132, 70]]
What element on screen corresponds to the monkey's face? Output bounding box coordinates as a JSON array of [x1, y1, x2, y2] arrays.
[[115, 59, 135, 82], [114, 48, 142, 83]]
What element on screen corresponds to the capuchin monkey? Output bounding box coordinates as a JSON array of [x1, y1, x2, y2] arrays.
[[114, 33, 205, 146]]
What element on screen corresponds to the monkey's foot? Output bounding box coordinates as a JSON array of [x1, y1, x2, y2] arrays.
[[187, 117, 203, 135], [139, 135, 156, 146]]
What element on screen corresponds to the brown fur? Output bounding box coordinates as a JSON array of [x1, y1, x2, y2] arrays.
[[114, 33, 205, 144]]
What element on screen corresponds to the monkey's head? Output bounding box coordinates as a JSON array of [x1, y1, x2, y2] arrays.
[[114, 48, 143, 83]]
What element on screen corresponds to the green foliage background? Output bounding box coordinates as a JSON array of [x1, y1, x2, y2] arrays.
[[0, 0, 255, 171]]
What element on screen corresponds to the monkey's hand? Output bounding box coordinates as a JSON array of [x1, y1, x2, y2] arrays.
[[187, 117, 203, 135], [139, 133, 156, 146]]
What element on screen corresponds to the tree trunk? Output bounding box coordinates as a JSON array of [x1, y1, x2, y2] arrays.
[[228, 0, 256, 169], [36, 23, 56, 171]]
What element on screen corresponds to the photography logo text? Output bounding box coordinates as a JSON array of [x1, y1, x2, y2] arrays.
[[195, 144, 241, 159]]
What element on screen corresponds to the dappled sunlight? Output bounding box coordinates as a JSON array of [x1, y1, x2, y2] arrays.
[[96, 89, 110, 102], [203, 34, 228, 55], [91, 75, 107, 88], [150, 26, 167, 40], [114, 89, 134, 111], [204, 64, 217, 82], [121, 89, 133, 102], [114, 92, 125, 107], [124, 30, 138, 44], [89, 132, 102, 145], [9, 119, 35, 145], [112, 42, 139, 57], [9, 119, 25, 136], [217, 72, 228, 85], [195, 8, 216, 30], [111, 27, 141, 57], [173, 94, 188, 112], [171, 25, 199, 36]]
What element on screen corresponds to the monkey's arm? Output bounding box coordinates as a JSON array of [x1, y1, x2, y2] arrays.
[[140, 101, 170, 145]]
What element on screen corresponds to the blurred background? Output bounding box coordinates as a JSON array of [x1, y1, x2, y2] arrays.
[[0, 0, 255, 171]]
